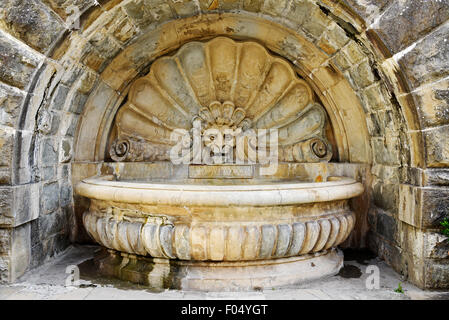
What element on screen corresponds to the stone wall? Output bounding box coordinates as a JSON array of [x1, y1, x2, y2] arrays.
[[0, 0, 447, 288]]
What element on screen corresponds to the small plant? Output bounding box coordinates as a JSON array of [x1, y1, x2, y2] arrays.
[[440, 218, 449, 241], [394, 282, 404, 294]]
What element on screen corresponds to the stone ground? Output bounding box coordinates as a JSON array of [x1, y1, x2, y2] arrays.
[[0, 245, 448, 300]]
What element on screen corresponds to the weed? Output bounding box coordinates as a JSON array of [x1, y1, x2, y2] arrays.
[[394, 282, 404, 294]]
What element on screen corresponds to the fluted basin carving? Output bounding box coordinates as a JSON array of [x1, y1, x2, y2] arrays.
[[78, 175, 362, 261]]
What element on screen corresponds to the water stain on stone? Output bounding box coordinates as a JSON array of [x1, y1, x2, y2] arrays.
[[343, 248, 377, 265], [338, 264, 362, 279]]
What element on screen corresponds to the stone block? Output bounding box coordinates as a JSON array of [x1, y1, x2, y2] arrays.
[[123, 0, 175, 29], [9, 222, 31, 281], [317, 22, 350, 55], [88, 32, 122, 61], [371, 137, 400, 166], [109, 13, 138, 45], [423, 259, 449, 289], [261, 0, 288, 17], [365, 113, 381, 137], [300, 4, 330, 39], [49, 84, 70, 111], [399, 184, 449, 229], [331, 50, 351, 71], [73, 82, 119, 161], [349, 60, 377, 89], [59, 112, 79, 137], [198, 0, 241, 11], [75, 69, 98, 95], [81, 48, 108, 73], [412, 77, 449, 128], [40, 0, 98, 21], [0, 31, 41, 90], [424, 125, 449, 167], [422, 168, 449, 186], [342, 41, 366, 65], [0, 256, 9, 282], [0, 167, 11, 185], [242, 0, 263, 12], [41, 182, 59, 214], [59, 138, 73, 163], [374, 209, 397, 244], [372, 180, 399, 213], [30, 241, 44, 269], [0, 82, 24, 128], [399, 222, 449, 260], [21, 64, 58, 133], [169, 0, 199, 17], [59, 182, 73, 206], [15, 130, 33, 171], [38, 209, 68, 240], [0, 228, 10, 254], [342, 0, 391, 25], [361, 82, 388, 112], [66, 89, 88, 114], [366, 230, 402, 273], [0, 184, 39, 227], [59, 62, 85, 88], [0, 223, 32, 282], [372, 0, 449, 54], [0, 188, 14, 225], [41, 165, 56, 182], [0, 0, 66, 54], [399, 22, 449, 89], [0, 128, 14, 168], [402, 252, 449, 289], [371, 164, 400, 184], [284, 0, 314, 29]]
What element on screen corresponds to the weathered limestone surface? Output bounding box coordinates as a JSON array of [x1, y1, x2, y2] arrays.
[[0, 31, 42, 90], [0, 184, 39, 227], [412, 77, 449, 128], [0, 0, 446, 289], [0, 0, 66, 54], [398, 22, 449, 90], [342, 0, 392, 25], [0, 223, 30, 282], [76, 162, 363, 289], [372, 0, 449, 54], [399, 184, 449, 229]]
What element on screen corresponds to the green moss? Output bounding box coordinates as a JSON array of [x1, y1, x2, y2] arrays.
[[440, 218, 449, 241]]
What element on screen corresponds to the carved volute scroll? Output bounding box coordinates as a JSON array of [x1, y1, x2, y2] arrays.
[[109, 37, 333, 163]]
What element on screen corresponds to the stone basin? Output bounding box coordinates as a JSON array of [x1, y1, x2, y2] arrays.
[[76, 164, 363, 291]]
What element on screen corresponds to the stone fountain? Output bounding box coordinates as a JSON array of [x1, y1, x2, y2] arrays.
[[76, 37, 363, 291]]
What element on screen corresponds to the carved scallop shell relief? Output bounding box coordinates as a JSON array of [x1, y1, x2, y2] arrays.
[[109, 37, 332, 163]]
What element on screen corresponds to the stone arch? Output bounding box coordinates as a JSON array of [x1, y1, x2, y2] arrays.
[[0, 0, 447, 288], [74, 14, 371, 164]]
